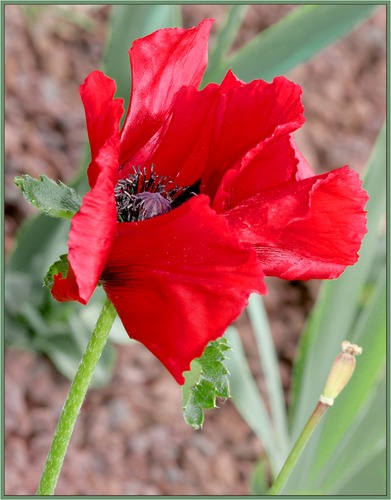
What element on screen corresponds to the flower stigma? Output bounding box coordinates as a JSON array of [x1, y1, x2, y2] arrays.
[[115, 166, 200, 222]]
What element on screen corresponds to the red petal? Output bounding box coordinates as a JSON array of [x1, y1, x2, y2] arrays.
[[220, 69, 244, 89], [101, 196, 265, 384], [224, 167, 369, 280], [51, 72, 123, 304], [119, 19, 213, 170], [213, 134, 300, 211], [290, 135, 315, 180], [51, 162, 118, 304], [79, 71, 124, 187], [201, 75, 305, 200], [138, 84, 221, 186], [51, 266, 80, 303], [130, 75, 305, 205]]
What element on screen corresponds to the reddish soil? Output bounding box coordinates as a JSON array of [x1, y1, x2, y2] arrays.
[[4, 4, 386, 495]]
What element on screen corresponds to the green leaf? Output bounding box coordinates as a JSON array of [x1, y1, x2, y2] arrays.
[[207, 5, 249, 71], [335, 444, 386, 495], [250, 459, 272, 495], [43, 254, 69, 289], [318, 374, 386, 494], [203, 5, 376, 84], [247, 294, 289, 460], [182, 337, 231, 430], [225, 327, 282, 475], [14, 175, 82, 219]]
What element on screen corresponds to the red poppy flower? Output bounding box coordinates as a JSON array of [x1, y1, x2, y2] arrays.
[[52, 19, 368, 384]]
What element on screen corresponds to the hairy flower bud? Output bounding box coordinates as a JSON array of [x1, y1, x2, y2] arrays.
[[319, 341, 363, 406]]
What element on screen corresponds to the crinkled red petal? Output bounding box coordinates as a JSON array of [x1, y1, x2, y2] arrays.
[[224, 167, 369, 280], [213, 133, 317, 212], [51, 72, 123, 304], [119, 19, 213, 171], [201, 75, 305, 200], [101, 196, 265, 384], [132, 74, 305, 206], [213, 134, 301, 212]]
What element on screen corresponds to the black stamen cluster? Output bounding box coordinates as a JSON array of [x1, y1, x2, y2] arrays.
[[114, 166, 200, 222]]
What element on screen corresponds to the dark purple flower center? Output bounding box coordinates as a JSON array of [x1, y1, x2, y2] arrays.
[[115, 166, 200, 222]]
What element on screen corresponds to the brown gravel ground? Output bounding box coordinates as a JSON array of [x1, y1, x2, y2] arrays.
[[4, 4, 386, 496]]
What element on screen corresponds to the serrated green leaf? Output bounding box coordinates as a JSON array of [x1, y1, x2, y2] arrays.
[[14, 174, 82, 219], [182, 337, 231, 430], [43, 254, 69, 289]]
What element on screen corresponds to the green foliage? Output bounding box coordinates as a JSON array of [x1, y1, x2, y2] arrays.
[[203, 4, 376, 84], [207, 5, 249, 71], [182, 337, 231, 430], [43, 254, 69, 289], [250, 458, 272, 495], [14, 175, 82, 219], [225, 326, 284, 476], [5, 268, 116, 388]]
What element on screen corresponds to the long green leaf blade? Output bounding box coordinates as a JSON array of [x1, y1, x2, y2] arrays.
[[206, 5, 249, 75], [225, 327, 283, 474], [318, 374, 386, 494], [247, 294, 289, 460], [204, 5, 376, 84]]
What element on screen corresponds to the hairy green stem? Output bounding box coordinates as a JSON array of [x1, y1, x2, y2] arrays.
[[36, 298, 117, 495], [269, 401, 329, 495]]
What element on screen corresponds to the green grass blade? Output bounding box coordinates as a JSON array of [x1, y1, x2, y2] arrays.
[[247, 294, 290, 459], [318, 373, 386, 494], [204, 5, 376, 84], [225, 327, 283, 474], [204, 5, 249, 80], [334, 446, 387, 495]]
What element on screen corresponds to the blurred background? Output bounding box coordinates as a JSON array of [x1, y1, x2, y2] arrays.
[[4, 4, 386, 495]]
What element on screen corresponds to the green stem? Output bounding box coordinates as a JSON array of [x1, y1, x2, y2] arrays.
[[269, 401, 329, 495], [36, 298, 116, 495]]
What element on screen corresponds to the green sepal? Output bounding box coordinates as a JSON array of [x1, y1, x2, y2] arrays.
[[43, 254, 69, 289], [14, 174, 82, 219], [182, 337, 231, 430]]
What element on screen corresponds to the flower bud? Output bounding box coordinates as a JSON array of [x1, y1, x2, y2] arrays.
[[319, 341, 362, 406]]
